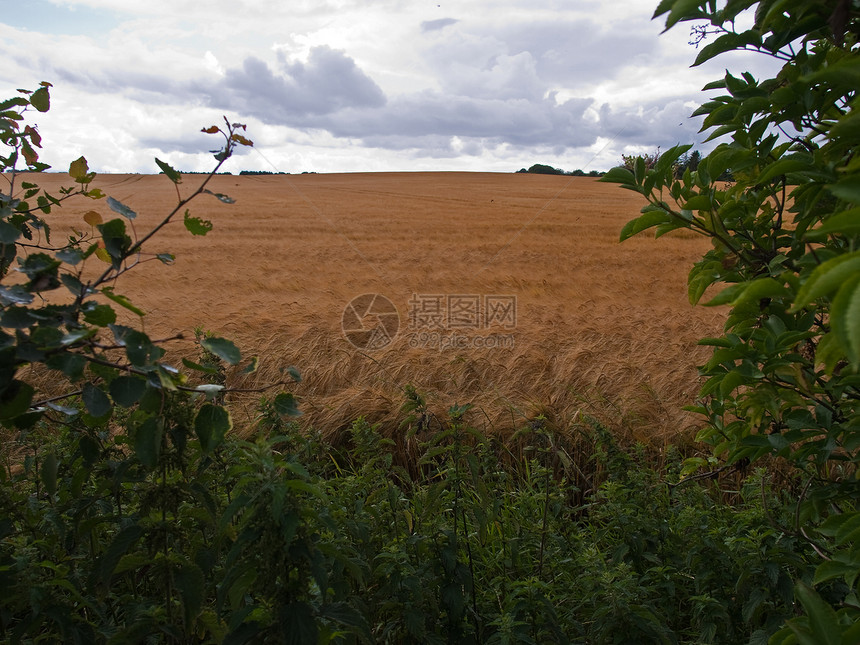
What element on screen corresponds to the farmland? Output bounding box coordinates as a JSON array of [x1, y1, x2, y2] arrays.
[[29, 170, 724, 445]]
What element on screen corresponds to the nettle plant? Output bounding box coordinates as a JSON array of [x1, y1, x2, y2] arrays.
[[0, 84, 320, 641], [603, 0, 860, 641], [0, 82, 298, 437]]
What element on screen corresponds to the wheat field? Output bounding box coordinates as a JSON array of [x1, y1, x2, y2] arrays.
[[26, 171, 726, 447]]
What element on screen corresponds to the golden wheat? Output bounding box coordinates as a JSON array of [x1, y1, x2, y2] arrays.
[[25, 171, 725, 447]]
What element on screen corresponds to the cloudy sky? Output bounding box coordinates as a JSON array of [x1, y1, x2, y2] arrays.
[[1, 0, 780, 174]]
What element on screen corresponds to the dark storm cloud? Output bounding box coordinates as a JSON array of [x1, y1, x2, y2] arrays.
[[421, 18, 458, 32], [596, 99, 705, 149], [51, 65, 184, 104], [29, 27, 708, 162], [201, 45, 603, 154], [214, 46, 386, 118], [317, 92, 598, 149]]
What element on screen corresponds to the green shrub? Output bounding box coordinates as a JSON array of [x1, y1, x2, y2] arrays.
[[0, 72, 831, 642], [603, 1, 860, 640]]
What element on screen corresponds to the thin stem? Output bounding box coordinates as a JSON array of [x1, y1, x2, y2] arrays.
[[78, 124, 240, 308]]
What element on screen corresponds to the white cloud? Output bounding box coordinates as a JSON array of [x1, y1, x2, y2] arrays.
[[0, 0, 786, 174]]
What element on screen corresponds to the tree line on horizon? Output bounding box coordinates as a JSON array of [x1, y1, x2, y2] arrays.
[[515, 150, 705, 179], [516, 163, 605, 176]]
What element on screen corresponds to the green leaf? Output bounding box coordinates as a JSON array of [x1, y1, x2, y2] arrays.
[[30, 86, 50, 112], [82, 302, 117, 326], [101, 287, 145, 317], [662, 0, 707, 30], [118, 329, 161, 367], [18, 252, 61, 282], [0, 306, 36, 329], [833, 512, 860, 546], [655, 144, 692, 177], [720, 370, 746, 398], [60, 327, 97, 346], [694, 30, 762, 66], [619, 209, 673, 241], [35, 194, 50, 213], [184, 210, 213, 236], [0, 284, 34, 305], [56, 247, 84, 265], [200, 336, 241, 365], [182, 357, 219, 374], [831, 274, 860, 364], [319, 602, 371, 639], [134, 415, 162, 468], [791, 251, 860, 311], [68, 156, 95, 183], [0, 97, 29, 110], [280, 602, 319, 645], [600, 166, 636, 187], [155, 363, 179, 390], [273, 392, 302, 417], [0, 220, 21, 244], [242, 356, 258, 374], [154, 157, 182, 184], [194, 404, 231, 454], [704, 283, 747, 306], [98, 218, 131, 263], [100, 525, 144, 586], [756, 155, 815, 185], [813, 558, 860, 586], [688, 261, 721, 305], [106, 196, 137, 220], [793, 581, 841, 645], [733, 277, 789, 308], [109, 376, 147, 407], [60, 274, 85, 297], [814, 332, 844, 374], [829, 176, 860, 204], [203, 189, 235, 204], [682, 194, 713, 211], [807, 207, 860, 239], [174, 563, 205, 626], [45, 352, 87, 380], [82, 382, 112, 418], [0, 380, 35, 420], [40, 452, 57, 495]]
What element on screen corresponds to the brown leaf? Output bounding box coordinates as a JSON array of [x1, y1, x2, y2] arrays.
[[84, 210, 103, 226]]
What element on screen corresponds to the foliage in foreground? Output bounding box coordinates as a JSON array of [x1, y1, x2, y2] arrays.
[[604, 1, 860, 642], [0, 0, 853, 638], [1, 399, 818, 643]]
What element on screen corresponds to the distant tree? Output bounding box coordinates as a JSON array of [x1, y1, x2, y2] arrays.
[[674, 149, 702, 178], [516, 165, 603, 177], [620, 149, 660, 173], [525, 163, 565, 175]]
